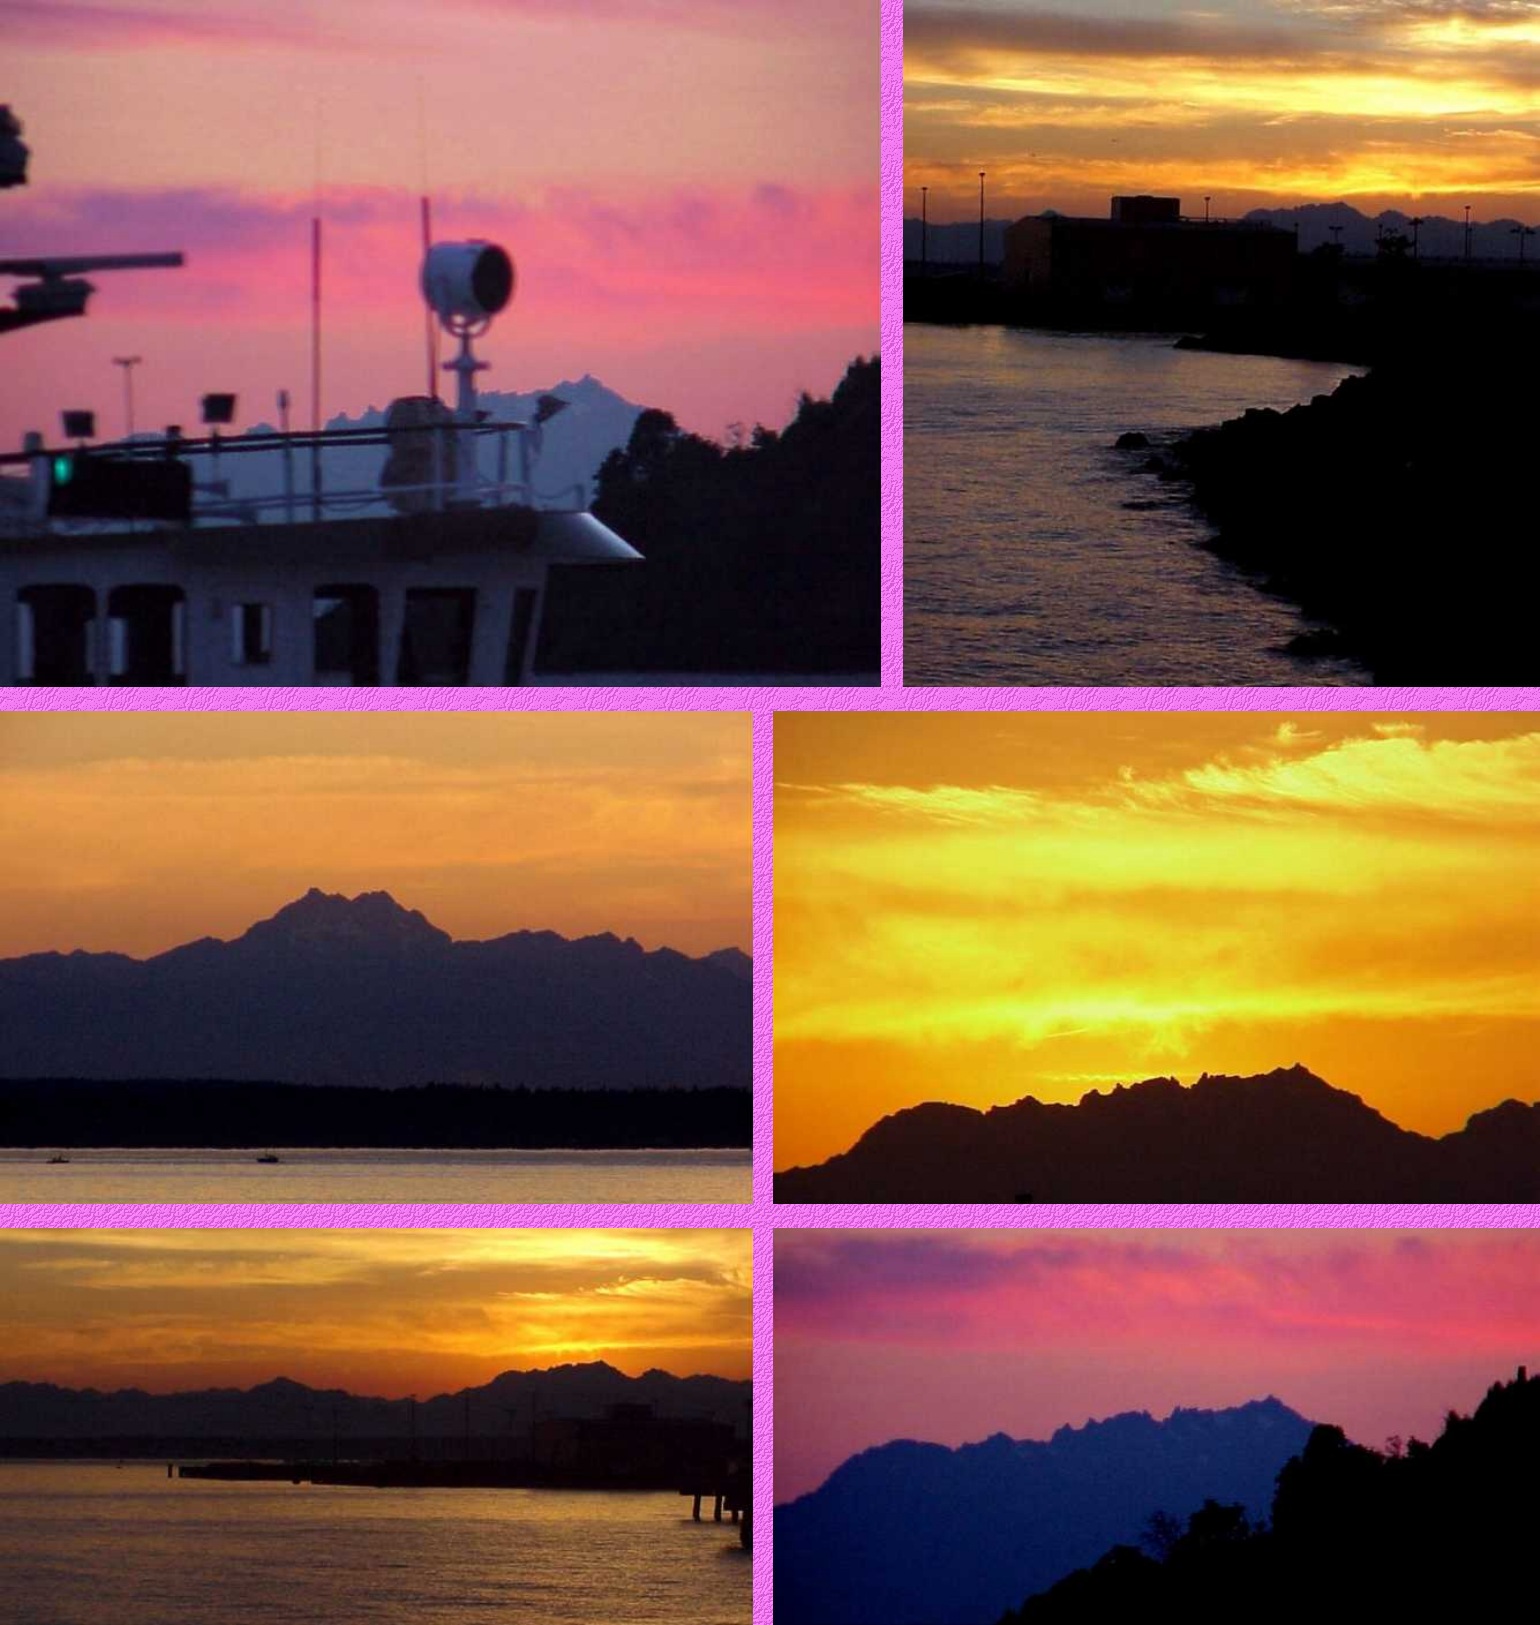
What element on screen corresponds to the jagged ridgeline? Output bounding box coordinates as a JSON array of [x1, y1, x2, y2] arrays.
[[1006, 1368, 1540, 1620], [774, 1400, 1314, 1625], [0, 890, 751, 1145], [774, 1065, 1540, 1203]]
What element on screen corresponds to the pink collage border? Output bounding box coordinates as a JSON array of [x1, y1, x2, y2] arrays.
[[2, 3, 1539, 1618]]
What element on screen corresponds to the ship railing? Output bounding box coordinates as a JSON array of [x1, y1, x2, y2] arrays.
[[0, 417, 587, 533]]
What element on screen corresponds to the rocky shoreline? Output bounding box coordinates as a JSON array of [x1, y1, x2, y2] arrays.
[[1124, 337, 1538, 684]]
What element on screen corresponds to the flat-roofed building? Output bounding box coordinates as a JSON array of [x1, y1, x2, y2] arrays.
[[1003, 198, 1296, 313]]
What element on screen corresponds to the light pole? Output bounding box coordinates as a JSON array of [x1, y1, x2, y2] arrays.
[[112, 354, 141, 439], [1204, 195, 1211, 225], [1515, 224, 1536, 267], [978, 170, 986, 278], [1410, 216, 1423, 260], [1464, 204, 1472, 263], [921, 184, 928, 278]]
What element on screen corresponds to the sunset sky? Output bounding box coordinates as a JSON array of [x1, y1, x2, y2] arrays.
[[907, 0, 1540, 222], [775, 712, 1540, 1169], [0, 1227, 751, 1395], [0, 711, 749, 958], [775, 1229, 1540, 1502], [1, 0, 876, 448]]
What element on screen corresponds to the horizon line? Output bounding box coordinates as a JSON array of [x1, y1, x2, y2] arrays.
[[1, 887, 752, 964]]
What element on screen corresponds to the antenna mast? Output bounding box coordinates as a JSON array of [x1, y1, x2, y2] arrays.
[[421, 197, 435, 398]]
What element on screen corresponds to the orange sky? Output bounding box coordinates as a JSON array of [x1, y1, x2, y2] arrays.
[[0, 1227, 752, 1395], [907, 0, 1540, 222], [0, 712, 749, 958], [775, 712, 1540, 1169]]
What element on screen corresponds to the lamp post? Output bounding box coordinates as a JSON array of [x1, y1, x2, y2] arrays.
[[1515, 224, 1536, 267], [1204, 195, 1211, 224], [1464, 204, 1472, 264], [1410, 216, 1424, 260], [921, 184, 928, 278], [112, 354, 141, 439], [978, 170, 986, 277]]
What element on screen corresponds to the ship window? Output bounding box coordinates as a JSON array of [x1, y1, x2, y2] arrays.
[[313, 585, 379, 686], [231, 602, 273, 666], [17, 585, 96, 685], [503, 587, 540, 685], [398, 588, 475, 686], [106, 585, 185, 686]]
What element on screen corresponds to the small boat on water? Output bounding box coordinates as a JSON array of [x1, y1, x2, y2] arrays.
[[255, 1154, 281, 1165], [46, 1153, 69, 1164]]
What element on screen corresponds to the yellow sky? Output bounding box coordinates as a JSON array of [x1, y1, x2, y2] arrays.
[[0, 1228, 751, 1394], [907, 1, 1540, 221], [0, 712, 749, 958], [775, 712, 1540, 1168]]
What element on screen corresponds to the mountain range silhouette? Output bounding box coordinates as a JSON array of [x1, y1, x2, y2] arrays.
[[775, 1399, 1315, 1625], [775, 1065, 1540, 1202], [233, 374, 642, 515], [1007, 1368, 1540, 1620], [0, 890, 749, 1090], [0, 1360, 747, 1444]]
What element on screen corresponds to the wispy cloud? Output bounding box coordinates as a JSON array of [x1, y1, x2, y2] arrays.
[[0, 1229, 753, 1393], [906, 0, 1540, 216], [774, 1229, 1540, 1499], [0, 714, 749, 959], [777, 1229, 1540, 1353], [775, 718, 1540, 1160]]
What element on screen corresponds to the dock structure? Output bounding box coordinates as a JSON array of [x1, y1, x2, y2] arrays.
[[681, 1461, 751, 1550], [174, 1405, 752, 1546], [178, 1452, 754, 1547]]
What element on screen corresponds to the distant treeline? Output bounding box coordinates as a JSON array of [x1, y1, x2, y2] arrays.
[[1005, 1368, 1540, 1619], [538, 356, 879, 676], [0, 1080, 750, 1148]]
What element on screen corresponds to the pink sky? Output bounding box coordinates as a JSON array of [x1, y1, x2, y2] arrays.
[[0, 0, 877, 445], [775, 1230, 1540, 1503]]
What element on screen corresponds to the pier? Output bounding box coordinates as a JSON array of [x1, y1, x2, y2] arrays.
[[681, 1462, 752, 1550]]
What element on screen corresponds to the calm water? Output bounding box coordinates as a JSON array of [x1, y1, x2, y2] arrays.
[[904, 325, 1372, 685], [0, 1462, 750, 1625], [0, 1148, 750, 1205]]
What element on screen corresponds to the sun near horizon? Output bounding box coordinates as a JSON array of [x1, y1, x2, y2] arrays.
[[0, 1228, 752, 1398], [0, 712, 750, 961], [774, 711, 1540, 1169]]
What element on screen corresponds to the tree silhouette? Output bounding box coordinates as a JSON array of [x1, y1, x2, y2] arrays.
[[538, 356, 879, 676], [1002, 1368, 1540, 1620]]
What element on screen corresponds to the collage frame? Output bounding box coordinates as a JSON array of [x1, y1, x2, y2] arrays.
[[5, 3, 1540, 1621]]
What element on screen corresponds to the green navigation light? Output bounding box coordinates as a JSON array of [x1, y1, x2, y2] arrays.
[[52, 455, 73, 485]]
